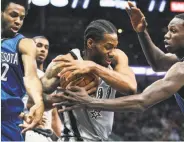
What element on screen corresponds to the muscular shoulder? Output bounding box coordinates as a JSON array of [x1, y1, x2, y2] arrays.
[[18, 38, 36, 54], [164, 62, 184, 82], [113, 49, 128, 65]]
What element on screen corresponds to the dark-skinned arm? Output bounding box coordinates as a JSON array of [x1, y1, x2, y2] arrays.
[[88, 62, 184, 112], [92, 49, 137, 94], [126, 1, 178, 71]]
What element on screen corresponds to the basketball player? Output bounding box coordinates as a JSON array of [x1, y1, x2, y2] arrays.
[[23, 36, 62, 142], [1, 0, 44, 141], [54, 4, 184, 113], [125, 2, 184, 111], [41, 20, 137, 141]]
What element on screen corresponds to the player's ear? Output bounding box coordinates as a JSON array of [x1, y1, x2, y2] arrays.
[[87, 38, 95, 49]]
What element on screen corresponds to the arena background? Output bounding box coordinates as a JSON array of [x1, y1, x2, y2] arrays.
[[20, 0, 184, 140]]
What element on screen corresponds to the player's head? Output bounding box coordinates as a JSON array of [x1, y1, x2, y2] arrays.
[[164, 13, 184, 55], [33, 36, 49, 65], [84, 19, 118, 67], [1, 0, 29, 37]]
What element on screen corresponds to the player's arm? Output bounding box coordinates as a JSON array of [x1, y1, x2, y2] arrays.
[[126, 1, 178, 71], [51, 108, 62, 137], [19, 38, 43, 106], [41, 61, 60, 94], [92, 49, 137, 94], [138, 31, 178, 71], [19, 38, 44, 132], [88, 62, 184, 112], [54, 50, 136, 94], [27, 91, 65, 111], [41, 54, 73, 93]]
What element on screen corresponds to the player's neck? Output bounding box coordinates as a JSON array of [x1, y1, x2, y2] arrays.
[[83, 50, 91, 60], [37, 63, 44, 71], [176, 48, 184, 61]]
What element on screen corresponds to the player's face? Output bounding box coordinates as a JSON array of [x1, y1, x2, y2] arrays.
[[90, 33, 118, 67], [164, 18, 184, 54], [34, 38, 49, 64], [1, 2, 25, 37]]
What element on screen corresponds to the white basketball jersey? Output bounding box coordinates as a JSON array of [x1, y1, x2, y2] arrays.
[[69, 49, 116, 141]]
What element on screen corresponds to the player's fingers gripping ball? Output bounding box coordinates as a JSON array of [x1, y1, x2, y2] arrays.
[[60, 71, 99, 96]]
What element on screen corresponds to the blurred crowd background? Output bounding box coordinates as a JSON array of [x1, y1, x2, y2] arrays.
[[21, 0, 184, 140]]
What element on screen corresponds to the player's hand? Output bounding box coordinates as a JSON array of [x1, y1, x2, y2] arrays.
[[19, 112, 32, 124], [19, 102, 44, 133], [35, 114, 47, 129], [126, 1, 147, 32], [54, 58, 96, 81], [66, 75, 99, 96], [52, 86, 94, 112]]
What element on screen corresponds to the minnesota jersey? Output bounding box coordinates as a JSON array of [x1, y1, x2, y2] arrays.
[[175, 93, 184, 113], [1, 34, 25, 115], [174, 59, 184, 113], [67, 48, 117, 141]]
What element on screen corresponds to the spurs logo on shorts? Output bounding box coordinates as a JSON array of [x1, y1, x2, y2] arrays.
[[90, 87, 103, 119]]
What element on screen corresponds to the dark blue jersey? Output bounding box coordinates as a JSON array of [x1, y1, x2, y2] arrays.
[[175, 88, 184, 113], [174, 59, 184, 113], [1, 34, 26, 115]]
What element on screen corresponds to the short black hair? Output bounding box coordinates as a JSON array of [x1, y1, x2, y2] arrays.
[[1, 0, 29, 14], [175, 13, 184, 20], [33, 36, 48, 41], [84, 19, 117, 48]]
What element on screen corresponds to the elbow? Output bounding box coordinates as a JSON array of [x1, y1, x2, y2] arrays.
[[152, 66, 164, 72], [150, 63, 167, 72], [119, 83, 137, 95]]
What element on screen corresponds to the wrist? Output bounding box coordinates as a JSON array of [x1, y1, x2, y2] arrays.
[[34, 98, 44, 105], [137, 30, 146, 35], [87, 98, 101, 109], [89, 61, 97, 72]]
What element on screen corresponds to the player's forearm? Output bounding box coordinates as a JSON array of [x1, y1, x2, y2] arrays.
[[42, 94, 54, 111], [51, 109, 62, 137], [26, 96, 34, 110], [137, 30, 166, 71], [24, 76, 43, 104], [92, 64, 137, 94], [41, 76, 60, 94], [88, 95, 145, 112], [88, 79, 176, 112]]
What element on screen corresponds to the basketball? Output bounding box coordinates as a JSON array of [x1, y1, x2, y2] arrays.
[[60, 71, 99, 89]]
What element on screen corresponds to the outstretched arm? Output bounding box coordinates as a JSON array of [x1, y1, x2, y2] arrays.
[[127, 1, 178, 71], [55, 62, 184, 112], [19, 38, 44, 133], [88, 62, 184, 111]]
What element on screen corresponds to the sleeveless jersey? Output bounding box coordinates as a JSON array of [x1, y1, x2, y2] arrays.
[[65, 48, 117, 141], [174, 59, 184, 113], [1, 34, 26, 115]]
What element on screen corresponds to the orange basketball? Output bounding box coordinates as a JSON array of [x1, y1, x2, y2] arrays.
[[60, 72, 98, 89]]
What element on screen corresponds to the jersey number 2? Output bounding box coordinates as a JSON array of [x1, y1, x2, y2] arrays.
[[1, 63, 9, 81]]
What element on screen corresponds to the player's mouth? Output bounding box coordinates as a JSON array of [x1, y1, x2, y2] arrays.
[[11, 27, 19, 33], [164, 40, 171, 49], [105, 58, 112, 65], [38, 54, 45, 59]]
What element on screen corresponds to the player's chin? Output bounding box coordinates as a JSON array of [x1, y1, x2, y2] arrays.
[[6, 29, 17, 37], [166, 47, 176, 54]]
